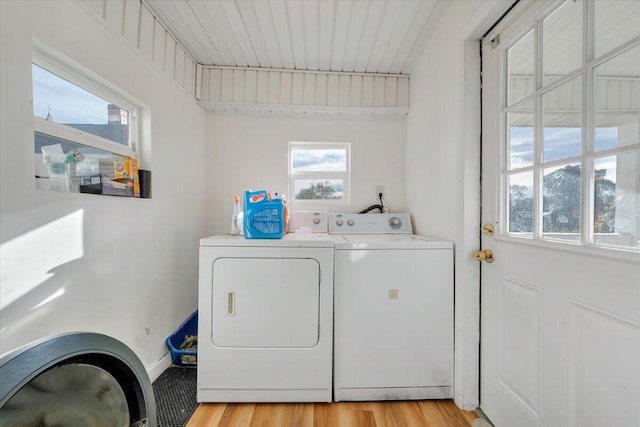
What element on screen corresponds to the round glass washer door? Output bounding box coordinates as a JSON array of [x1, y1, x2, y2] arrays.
[[0, 362, 131, 426]]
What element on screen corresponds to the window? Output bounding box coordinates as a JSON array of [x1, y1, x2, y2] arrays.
[[503, 0, 640, 250], [33, 43, 143, 196], [288, 142, 350, 204]]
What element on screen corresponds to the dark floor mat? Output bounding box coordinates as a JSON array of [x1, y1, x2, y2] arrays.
[[152, 367, 197, 427]]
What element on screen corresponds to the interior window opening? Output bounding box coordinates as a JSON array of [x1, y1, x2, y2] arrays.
[[288, 142, 350, 204], [32, 46, 148, 198]]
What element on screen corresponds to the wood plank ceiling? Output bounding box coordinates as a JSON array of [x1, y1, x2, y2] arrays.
[[144, 0, 441, 75]]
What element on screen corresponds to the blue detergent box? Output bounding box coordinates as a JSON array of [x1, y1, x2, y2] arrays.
[[243, 190, 285, 239], [166, 310, 197, 367]]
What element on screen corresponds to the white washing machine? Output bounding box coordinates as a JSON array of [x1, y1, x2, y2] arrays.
[[330, 213, 454, 401], [197, 216, 336, 402]]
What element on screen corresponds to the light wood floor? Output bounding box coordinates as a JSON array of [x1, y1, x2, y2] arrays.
[[186, 400, 478, 427]]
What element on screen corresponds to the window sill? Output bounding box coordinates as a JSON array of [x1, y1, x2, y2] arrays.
[[35, 175, 150, 199]]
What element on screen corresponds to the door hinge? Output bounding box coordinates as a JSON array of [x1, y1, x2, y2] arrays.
[[489, 34, 500, 49]]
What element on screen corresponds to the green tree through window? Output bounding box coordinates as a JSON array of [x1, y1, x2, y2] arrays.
[[295, 180, 339, 200], [509, 165, 617, 235]]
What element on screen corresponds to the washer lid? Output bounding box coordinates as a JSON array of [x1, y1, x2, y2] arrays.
[[335, 233, 453, 250]]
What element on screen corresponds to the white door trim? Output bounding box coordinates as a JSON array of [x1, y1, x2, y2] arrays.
[[453, 1, 518, 411]]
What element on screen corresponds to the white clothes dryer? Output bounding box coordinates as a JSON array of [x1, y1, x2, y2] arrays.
[[330, 213, 454, 401], [197, 231, 336, 402]]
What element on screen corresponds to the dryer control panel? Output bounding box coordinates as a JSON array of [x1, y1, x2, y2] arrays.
[[328, 213, 412, 234], [289, 211, 328, 232]]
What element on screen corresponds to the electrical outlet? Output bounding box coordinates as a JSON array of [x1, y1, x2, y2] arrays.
[[375, 185, 385, 198]]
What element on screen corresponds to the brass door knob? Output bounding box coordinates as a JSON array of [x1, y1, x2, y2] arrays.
[[482, 223, 494, 236], [473, 249, 494, 263]]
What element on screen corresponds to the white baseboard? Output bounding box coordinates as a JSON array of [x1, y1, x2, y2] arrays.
[[147, 352, 172, 382]]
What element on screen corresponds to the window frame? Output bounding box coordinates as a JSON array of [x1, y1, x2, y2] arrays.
[[288, 141, 351, 205], [499, 0, 640, 252], [32, 41, 140, 160]]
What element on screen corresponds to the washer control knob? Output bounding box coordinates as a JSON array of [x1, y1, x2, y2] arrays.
[[347, 219, 354, 226], [313, 217, 321, 225], [336, 219, 344, 226], [389, 216, 402, 229]]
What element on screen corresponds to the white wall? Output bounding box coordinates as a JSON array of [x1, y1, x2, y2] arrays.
[[406, 0, 496, 411], [0, 0, 206, 377], [205, 113, 406, 235]]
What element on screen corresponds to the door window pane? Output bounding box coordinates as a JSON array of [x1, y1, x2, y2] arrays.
[[508, 172, 534, 235], [497, 1, 639, 252], [543, 163, 581, 241], [508, 101, 535, 169], [593, 153, 640, 249], [543, 77, 582, 162], [594, 1, 640, 58], [543, 1, 582, 85], [507, 30, 535, 106], [594, 127, 619, 152], [594, 45, 640, 151]]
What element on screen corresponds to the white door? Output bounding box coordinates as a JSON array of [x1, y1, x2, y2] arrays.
[[480, 1, 640, 426]]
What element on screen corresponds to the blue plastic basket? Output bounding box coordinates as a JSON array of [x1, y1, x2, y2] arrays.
[[166, 310, 197, 367]]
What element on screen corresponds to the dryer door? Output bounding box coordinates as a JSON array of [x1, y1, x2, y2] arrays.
[[211, 257, 320, 348]]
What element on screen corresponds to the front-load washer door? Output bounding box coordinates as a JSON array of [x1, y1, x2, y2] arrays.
[[211, 257, 320, 348]]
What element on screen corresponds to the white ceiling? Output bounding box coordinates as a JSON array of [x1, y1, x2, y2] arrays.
[[145, 0, 443, 75]]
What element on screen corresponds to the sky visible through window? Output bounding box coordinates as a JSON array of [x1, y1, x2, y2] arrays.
[[32, 64, 110, 124], [543, 127, 582, 161], [291, 149, 346, 172], [290, 145, 348, 201], [510, 126, 618, 181]]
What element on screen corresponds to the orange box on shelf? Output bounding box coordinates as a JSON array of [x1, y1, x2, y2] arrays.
[[113, 157, 140, 198]]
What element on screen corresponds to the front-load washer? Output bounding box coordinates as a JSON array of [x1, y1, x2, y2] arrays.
[[330, 213, 454, 401], [197, 231, 335, 402]]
